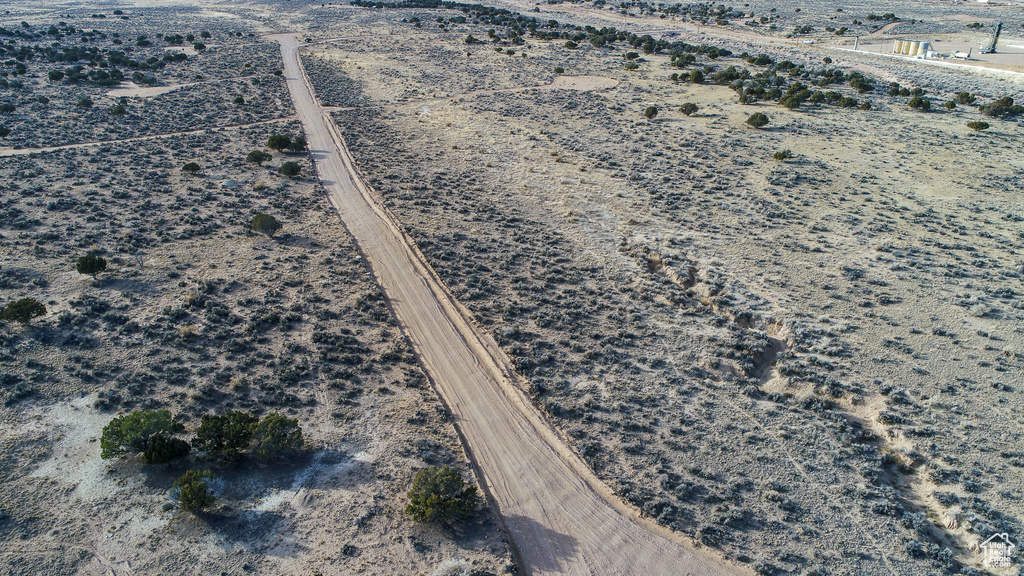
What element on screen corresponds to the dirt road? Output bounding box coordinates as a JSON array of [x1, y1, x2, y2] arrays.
[[274, 34, 747, 576]]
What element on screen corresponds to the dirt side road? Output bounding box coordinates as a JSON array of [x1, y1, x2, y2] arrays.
[[273, 34, 748, 576]]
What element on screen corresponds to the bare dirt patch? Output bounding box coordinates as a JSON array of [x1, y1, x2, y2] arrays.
[[544, 75, 619, 91]]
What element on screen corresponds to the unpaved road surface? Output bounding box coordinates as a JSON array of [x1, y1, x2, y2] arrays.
[[275, 34, 746, 576]]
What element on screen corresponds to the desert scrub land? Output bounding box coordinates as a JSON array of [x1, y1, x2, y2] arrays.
[[313, 4, 1022, 575], [0, 7, 510, 576], [0, 7, 293, 149], [0, 119, 510, 576], [523, 0, 1024, 43]]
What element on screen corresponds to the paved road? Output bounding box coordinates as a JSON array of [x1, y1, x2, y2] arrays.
[[274, 34, 746, 576]]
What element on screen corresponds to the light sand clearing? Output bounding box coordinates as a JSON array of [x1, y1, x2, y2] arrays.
[[29, 396, 120, 502], [543, 75, 620, 91], [163, 45, 199, 56], [276, 33, 747, 576], [106, 81, 185, 98], [199, 9, 241, 19]]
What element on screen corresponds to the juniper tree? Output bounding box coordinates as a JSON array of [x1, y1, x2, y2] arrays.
[[173, 469, 216, 513], [100, 410, 185, 459], [76, 254, 107, 278], [251, 213, 282, 237], [746, 112, 769, 128], [0, 298, 46, 324], [405, 466, 480, 525]]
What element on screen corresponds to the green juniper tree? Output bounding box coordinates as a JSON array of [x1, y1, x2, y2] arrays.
[[405, 466, 480, 525]]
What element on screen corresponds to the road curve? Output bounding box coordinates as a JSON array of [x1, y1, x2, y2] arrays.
[[274, 34, 747, 576]]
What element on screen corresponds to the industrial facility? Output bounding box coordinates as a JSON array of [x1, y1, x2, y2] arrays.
[[891, 22, 1002, 61], [892, 39, 936, 58]]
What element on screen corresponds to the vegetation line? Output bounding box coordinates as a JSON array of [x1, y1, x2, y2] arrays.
[[0, 116, 296, 157]]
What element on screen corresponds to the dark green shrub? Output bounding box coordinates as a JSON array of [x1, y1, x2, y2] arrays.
[[109, 104, 127, 116], [746, 112, 769, 128], [173, 469, 215, 513], [76, 254, 107, 278], [287, 136, 307, 152], [773, 149, 793, 161], [405, 466, 480, 524], [182, 162, 201, 174], [233, 96, 245, 105], [141, 433, 191, 464], [689, 69, 704, 83], [246, 150, 272, 165], [644, 105, 658, 119], [679, 102, 699, 116], [980, 96, 1023, 118], [192, 411, 257, 461], [250, 413, 303, 461], [267, 134, 291, 151], [278, 161, 301, 177], [101, 410, 184, 459], [955, 92, 976, 105], [1, 298, 46, 324], [967, 121, 990, 131], [554, 66, 564, 74], [251, 213, 282, 237]]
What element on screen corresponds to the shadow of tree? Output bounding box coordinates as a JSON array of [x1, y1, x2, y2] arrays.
[[502, 514, 579, 574]]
